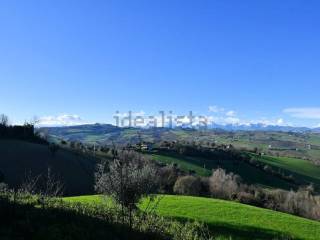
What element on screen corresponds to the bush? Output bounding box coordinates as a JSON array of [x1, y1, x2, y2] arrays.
[[200, 177, 210, 196], [209, 168, 243, 199], [173, 175, 202, 196], [95, 150, 159, 226], [280, 187, 320, 220], [158, 164, 180, 193], [236, 191, 256, 205]]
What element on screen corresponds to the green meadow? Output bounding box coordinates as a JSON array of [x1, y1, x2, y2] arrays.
[[64, 194, 320, 240]]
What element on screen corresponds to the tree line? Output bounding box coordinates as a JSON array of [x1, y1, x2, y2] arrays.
[[0, 114, 47, 144]]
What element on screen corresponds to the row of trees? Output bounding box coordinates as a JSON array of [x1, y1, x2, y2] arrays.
[[157, 141, 314, 189], [172, 168, 320, 220], [157, 141, 247, 166], [0, 114, 47, 144], [93, 146, 320, 221]]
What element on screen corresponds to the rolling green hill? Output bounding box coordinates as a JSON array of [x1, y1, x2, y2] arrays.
[[64, 194, 320, 240], [258, 155, 320, 181], [150, 149, 320, 191], [255, 154, 320, 187], [151, 153, 301, 190], [0, 139, 98, 195], [41, 125, 320, 163]]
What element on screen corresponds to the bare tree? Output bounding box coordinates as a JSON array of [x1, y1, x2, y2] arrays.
[[20, 170, 41, 195], [30, 115, 40, 126], [41, 167, 64, 197], [280, 186, 320, 220], [95, 149, 158, 226], [20, 167, 63, 198], [0, 114, 9, 127], [209, 168, 242, 199]]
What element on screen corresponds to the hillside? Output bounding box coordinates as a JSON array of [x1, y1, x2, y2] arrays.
[[256, 154, 320, 187], [40, 125, 320, 163], [64, 195, 320, 240], [149, 146, 320, 191], [0, 139, 98, 195], [40, 124, 320, 191], [151, 153, 298, 190]]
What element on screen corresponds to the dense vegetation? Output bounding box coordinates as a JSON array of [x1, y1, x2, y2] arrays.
[[0, 114, 47, 144], [0, 191, 214, 240]]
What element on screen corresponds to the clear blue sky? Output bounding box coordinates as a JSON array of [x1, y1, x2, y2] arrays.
[[0, 0, 320, 127]]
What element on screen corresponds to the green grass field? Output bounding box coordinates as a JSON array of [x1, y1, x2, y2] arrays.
[[258, 155, 320, 180], [151, 154, 211, 176], [254, 154, 320, 189], [308, 135, 320, 145], [151, 153, 296, 190], [64, 194, 320, 240]]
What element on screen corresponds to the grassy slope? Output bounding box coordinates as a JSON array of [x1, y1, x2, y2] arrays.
[[152, 154, 211, 176], [259, 155, 320, 181], [255, 155, 320, 189], [64, 195, 320, 240], [151, 150, 320, 190], [151, 153, 296, 190], [0, 139, 97, 195]]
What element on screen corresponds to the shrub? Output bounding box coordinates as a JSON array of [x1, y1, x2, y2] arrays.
[[173, 175, 201, 196], [209, 168, 242, 199], [0, 191, 214, 240], [95, 150, 159, 226], [200, 177, 210, 196], [236, 191, 256, 205], [280, 187, 320, 220], [158, 164, 180, 193]]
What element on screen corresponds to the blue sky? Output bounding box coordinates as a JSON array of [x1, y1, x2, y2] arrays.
[[0, 0, 320, 127]]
